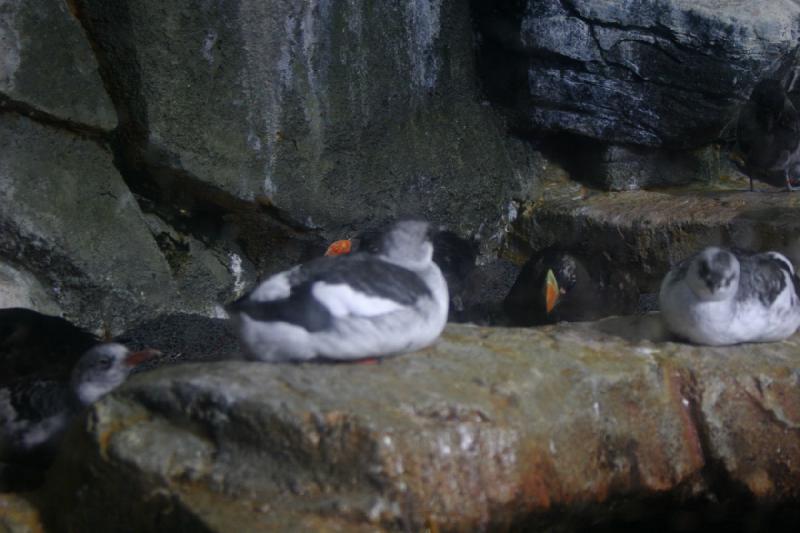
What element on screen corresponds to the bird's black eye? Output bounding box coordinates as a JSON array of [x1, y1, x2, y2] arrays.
[[98, 357, 113, 370]]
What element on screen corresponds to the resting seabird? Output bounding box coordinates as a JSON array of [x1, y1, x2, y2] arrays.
[[0, 343, 156, 458], [659, 247, 800, 345], [503, 249, 639, 326], [736, 78, 800, 191], [227, 220, 449, 362]]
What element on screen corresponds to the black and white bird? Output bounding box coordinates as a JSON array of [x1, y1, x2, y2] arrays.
[[503, 249, 639, 326], [227, 220, 449, 362], [736, 78, 800, 191], [0, 343, 156, 459], [659, 247, 800, 345]]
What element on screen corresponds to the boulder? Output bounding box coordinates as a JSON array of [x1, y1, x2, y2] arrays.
[[0, 0, 116, 131], [71, 0, 536, 237], [0, 114, 175, 333], [41, 321, 800, 531], [473, 0, 800, 148]]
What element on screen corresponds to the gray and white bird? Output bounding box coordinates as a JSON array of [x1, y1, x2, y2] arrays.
[[659, 247, 800, 345], [227, 220, 449, 362], [0, 343, 157, 457]]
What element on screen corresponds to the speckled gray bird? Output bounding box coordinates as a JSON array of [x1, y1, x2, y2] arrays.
[[659, 247, 800, 345]]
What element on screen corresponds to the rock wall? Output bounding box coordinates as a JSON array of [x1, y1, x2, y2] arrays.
[[0, 0, 535, 332], [472, 0, 800, 188]]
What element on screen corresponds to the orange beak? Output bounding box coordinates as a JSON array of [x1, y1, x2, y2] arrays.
[[124, 348, 161, 367], [545, 269, 559, 314], [324, 239, 352, 256]]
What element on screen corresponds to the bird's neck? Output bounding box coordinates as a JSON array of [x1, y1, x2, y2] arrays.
[[72, 380, 114, 406]]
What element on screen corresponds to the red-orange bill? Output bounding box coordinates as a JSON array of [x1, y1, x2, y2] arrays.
[[545, 269, 560, 314], [324, 239, 352, 256], [125, 348, 161, 366]]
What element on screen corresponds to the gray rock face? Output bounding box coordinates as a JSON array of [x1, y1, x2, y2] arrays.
[[73, 0, 533, 235], [474, 0, 800, 148], [42, 321, 800, 531], [0, 0, 116, 130], [0, 260, 61, 314], [0, 114, 177, 332]]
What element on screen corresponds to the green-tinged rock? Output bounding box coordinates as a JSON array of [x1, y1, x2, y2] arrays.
[[73, 0, 535, 236], [41, 320, 800, 531], [0, 114, 175, 333], [0, 0, 116, 130]]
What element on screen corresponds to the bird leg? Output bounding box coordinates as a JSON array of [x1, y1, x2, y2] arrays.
[[785, 169, 800, 192]]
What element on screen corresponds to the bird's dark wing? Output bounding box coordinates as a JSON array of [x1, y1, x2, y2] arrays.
[[2, 379, 70, 424], [230, 256, 431, 331], [228, 282, 334, 332], [736, 253, 792, 306], [298, 256, 431, 305], [503, 254, 548, 325]]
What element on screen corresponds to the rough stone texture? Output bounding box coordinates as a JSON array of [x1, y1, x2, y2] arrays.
[[507, 171, 800, 292], [72, 0, 535, 237], [0, 0, 116, 130], [0, 261, 61, 315], [0, 114, 201, 333], [551, 141, 721, 191], [40, 321, 800, 531], [473, 0, 800, 148]]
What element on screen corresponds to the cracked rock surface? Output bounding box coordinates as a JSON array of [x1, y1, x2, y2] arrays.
[[474, 0, 800, 148], [39, 320, 800, 531]]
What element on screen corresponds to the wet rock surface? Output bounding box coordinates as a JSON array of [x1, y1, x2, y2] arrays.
[[72, 0, 534, 235], [36, 321, 800, 531], [473, 0, 800, 148]]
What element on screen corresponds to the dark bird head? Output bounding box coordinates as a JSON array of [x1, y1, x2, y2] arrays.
[[70, 344, 159, 405], [687, 247, 740, 301], [503, 251, 584, 325]]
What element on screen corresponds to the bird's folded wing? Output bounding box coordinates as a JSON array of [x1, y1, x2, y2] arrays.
[[311, 282, 406, 318]]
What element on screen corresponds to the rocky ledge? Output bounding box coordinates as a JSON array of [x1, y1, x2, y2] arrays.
[[10, 319, 796, 531], [508, 170, 800, 293]]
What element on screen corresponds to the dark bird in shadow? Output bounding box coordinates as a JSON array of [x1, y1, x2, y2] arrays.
[[1, 343, 157, 490], [736, 78, 800, 191], [0, 308, 99, 386], [503, 249, 639, 326]]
